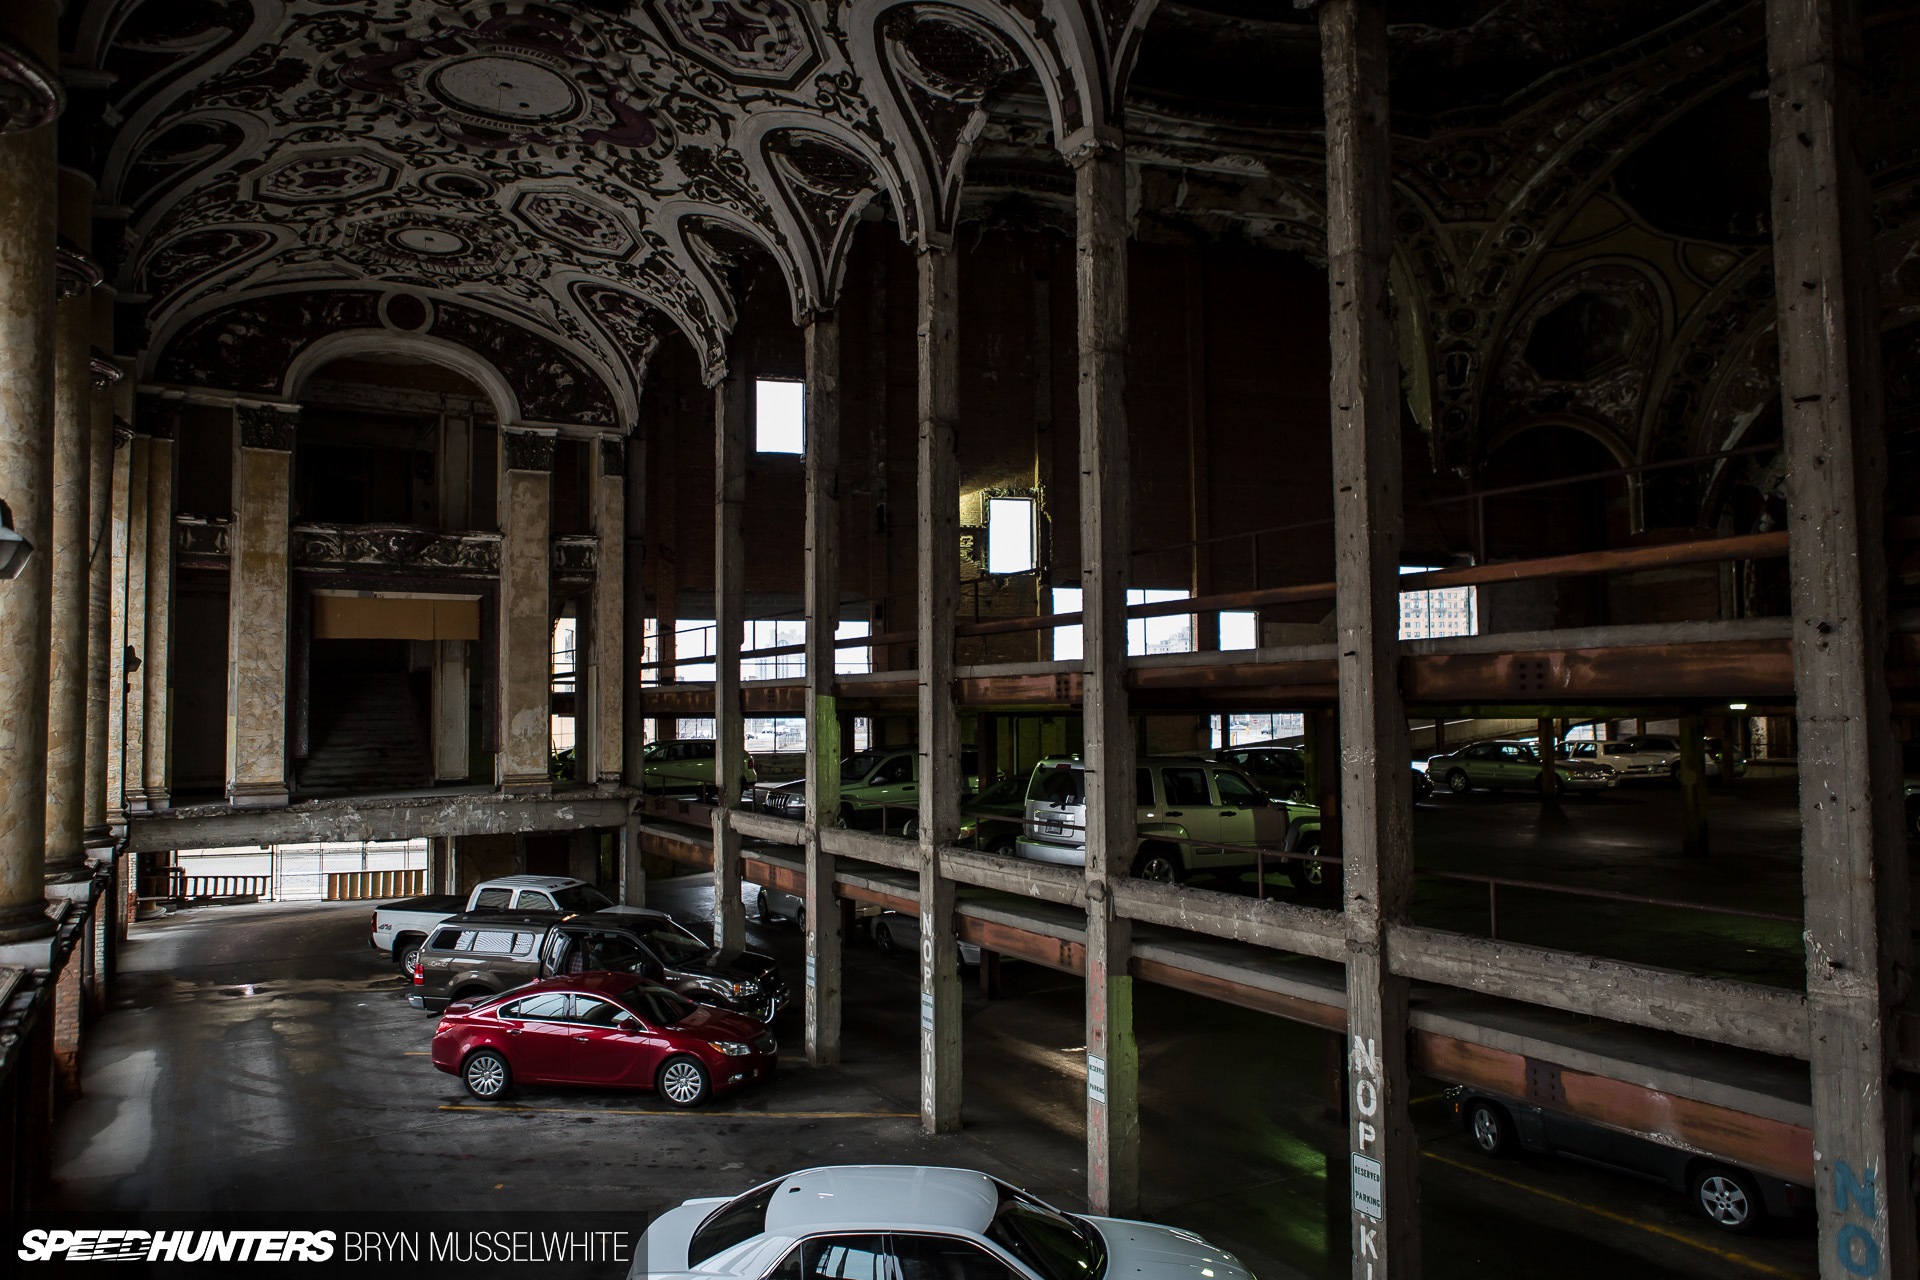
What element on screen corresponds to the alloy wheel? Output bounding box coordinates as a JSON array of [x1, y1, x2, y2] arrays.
[[1696, 1174, 1751, 1228], [660, 1059, 707, 1106], [464, 1053, 507, 1099]]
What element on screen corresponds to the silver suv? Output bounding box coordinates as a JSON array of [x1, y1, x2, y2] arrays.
[[1013, 755, 1300, 883]]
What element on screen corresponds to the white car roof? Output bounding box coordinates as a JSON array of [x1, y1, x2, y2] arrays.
[[481, 875, 587, 890], [763, 1167, 998, 1235]]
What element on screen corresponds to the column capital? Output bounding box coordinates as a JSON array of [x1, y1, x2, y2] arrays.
[[0, 37, 62, 134], [235, 401, 299, 451], [53, 238, 101, 300], [502, 425, 556, 472], [1061, 127, 1126, 169], [88, 350, 122, 392]]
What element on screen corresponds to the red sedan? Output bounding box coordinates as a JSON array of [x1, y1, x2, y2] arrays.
[[431, 972, 776, 1107]]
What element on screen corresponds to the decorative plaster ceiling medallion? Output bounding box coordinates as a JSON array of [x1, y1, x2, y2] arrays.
[[648, 0, 822, 87], [256, 153, 397, 204], [342, 212, 506, 281], [427, 53, 584, 125], [514, 189, 638, 259], [390, 226, 472, 255]]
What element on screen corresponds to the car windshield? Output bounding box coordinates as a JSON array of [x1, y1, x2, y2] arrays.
[[622, 984, 698, 1026], [972, 776, 1028, 809], [640, 922, 709, 965], [552, 884, 615, 913], [840, 751, 887, 782], [984, 1185, 1105, 1280], [688, 1178, 783, 1266]]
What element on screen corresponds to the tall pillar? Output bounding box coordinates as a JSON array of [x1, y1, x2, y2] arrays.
[[803, 310, 844, 1067], [622, 427, 648, 785], [916, 248, 962, 1134], [45, 166, 97, 885], [1767, 1, 1916, 1274], [432, 412, 470, 783], [711, 372, 747, 953], [0, 0, 62, 942], [118, 435, 150, 816], [591, 438, 624, 787], [497, 427, 554, 795], [103, 393, 133, 827], [1322, 2, 1420, 1276], [1677, 711, 1708, 856], [225, 403, 296, 808], [618, 810, 644, 907], [141, 411, 176, 811], [1072, 136, 1140, 1216], [82, 301, 120, 845]]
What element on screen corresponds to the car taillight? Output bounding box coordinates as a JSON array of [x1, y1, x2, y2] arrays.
[[369, 912, 379, 934], [411, 961, 424, 985]]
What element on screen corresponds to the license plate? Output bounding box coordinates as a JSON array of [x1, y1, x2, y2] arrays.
[[1040, 822, 1065, 836]]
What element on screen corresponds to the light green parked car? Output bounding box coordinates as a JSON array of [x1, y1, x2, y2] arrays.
[[640, 739, 757, 800]]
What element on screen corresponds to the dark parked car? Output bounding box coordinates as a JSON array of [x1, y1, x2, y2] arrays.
[[1449, 1087, 1811, 1233], [411, 908, 787, 1021], [431, 972, 776, 1106]]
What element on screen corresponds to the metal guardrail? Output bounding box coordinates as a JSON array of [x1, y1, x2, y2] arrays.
[[139, 872, 271, 902], [326, 870, 425, 901]]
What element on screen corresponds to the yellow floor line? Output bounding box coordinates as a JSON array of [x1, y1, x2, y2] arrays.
[[1422, 1151, 1796, 1278], [402, 1051, 431, 1056], [440, 1104, 916, 1119]]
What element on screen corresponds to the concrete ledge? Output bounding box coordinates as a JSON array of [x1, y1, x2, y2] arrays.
[[1113, 878, 1345, 962], [127, 790, 635, 852]]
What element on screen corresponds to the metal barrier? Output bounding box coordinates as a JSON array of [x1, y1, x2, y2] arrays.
[[139, 872, 271, 902], [1419, 868, 1800, 941], [325, 869, 425, 901]]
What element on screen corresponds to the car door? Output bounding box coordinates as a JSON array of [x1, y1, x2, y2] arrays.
[[864, 753, 917, 825], [564, 994, 660, 1085], [1459, 744, 1497, 785], [1158, 766, 1217, 862], [495, 991, 575, 1082], [771, 1235, 896, 1280], [1208, 768, 1265, 868], [1496, 743, 1535, 786]]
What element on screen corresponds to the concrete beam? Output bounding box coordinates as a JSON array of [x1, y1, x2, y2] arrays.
[[1388, 926, 1810, 1059], [125, 793, 634, 853], [1113, 879, 1346, 963]]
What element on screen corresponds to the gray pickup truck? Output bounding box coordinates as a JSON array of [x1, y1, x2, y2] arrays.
[[369, 874, 638, 971]]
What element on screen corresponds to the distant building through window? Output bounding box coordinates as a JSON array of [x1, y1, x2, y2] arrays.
[[1399, 566, 1478, 640], [1052, 587, 1193, 660]]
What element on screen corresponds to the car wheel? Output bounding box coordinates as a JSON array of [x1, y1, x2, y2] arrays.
[[1294, 841, 1340, 896], [756, 889, 774, 923], [1131, 846, 1184, 884], [658, 1055, 711, 1108], [795, 902, 807, 931], [1466, 1100, 1516, 1157], [987, 834, 1016, 855], [1447, 769, 1471, 795], [462, 1050, 511, 1100], [874, 921, 896, 956], [395, 934, 425, 973], [1690, 1164, 1763, 1234], [1544, 772, 1565, 799]]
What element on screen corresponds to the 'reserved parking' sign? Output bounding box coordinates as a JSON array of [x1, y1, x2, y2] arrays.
[[1349, 1152, 1384, 1221]]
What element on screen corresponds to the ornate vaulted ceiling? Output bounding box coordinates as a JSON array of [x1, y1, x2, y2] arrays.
[[68, 0, 1152, 428]]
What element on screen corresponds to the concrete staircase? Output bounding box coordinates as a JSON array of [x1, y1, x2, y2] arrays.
[[296, 672, 433, 796]]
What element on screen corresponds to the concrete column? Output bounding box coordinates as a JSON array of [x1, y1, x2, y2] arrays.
[[1767, 1, 1916, 1274], [118, 436, 149, 816], [803, 310, 843, 1067], [104, 404, 133, 829], [1321, 2, 1420, 1275], [141, 416, 176, 811], [427, 836, 453, 894], [0, 0, 61, 942], [1677, 711, 1708, 857], [224, 403, 296, 808], [1071, 136, 1140, 1215], [591, 438, 624, 787], [497, 427, 554, 795], [618, 810, 644, 907], [46, 167, 98, 885], [82, 299, 119, 846], [622, 428, 648, 785], [1536, 717, 1558, 804], [916, 247, 962, 1134], [431, 414, 471, 784], [711, 372, 747, 953]]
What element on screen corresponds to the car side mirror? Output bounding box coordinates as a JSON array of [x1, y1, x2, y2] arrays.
[[616, 1015, 643, 1032]]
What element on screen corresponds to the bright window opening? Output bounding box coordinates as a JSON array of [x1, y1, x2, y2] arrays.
[[986, 496, 1037, 575], [755, 378, 805, 454], [1051, 587, 1194, 660], [1220, 610, 1258, 651], [1399, 566, 1478, 640]]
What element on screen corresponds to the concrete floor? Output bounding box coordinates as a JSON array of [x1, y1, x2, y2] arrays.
[[53, 868, 1818, 1280]]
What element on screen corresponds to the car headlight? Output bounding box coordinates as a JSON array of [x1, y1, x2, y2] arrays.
[[709, 1040, 750, 1056]]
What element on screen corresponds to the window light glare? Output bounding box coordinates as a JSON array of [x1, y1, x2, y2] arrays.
[[755, 379, 805, 454], [986, 495, 1037, 574]]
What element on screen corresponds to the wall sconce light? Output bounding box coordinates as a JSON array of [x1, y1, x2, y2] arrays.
[[0, 500, 33, 580]]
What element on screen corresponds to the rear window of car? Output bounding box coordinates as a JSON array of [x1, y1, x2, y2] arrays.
[[689, 1179, 784, 1265], [433, 929, 537, 957], [552, 884, 615, 912], [1029, 765, 1085, 804], [427, 927, 463, 951], [472, 887, 512, 909]]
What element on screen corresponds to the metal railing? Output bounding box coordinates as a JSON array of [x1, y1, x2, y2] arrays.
[[326, 870, 426, 901], [140, 872, 271, 902], [1419, 868, 1800, 941]]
